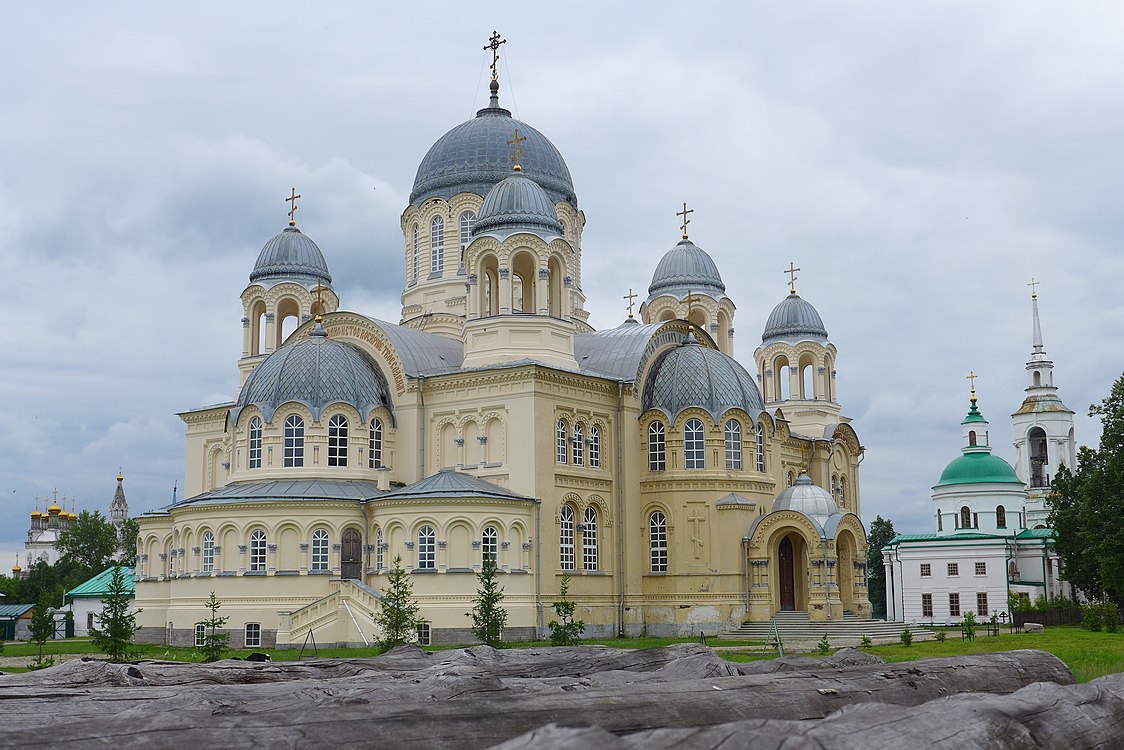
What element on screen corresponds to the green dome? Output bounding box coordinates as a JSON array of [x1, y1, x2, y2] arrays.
[[936, 451, 1022, 487]]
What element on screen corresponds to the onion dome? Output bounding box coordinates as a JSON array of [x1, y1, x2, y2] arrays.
[[762, 292, 828, 344], [47, 501, 61, 515], [772, 473, 839, 524], [642, 334, 764, 422], [31, 500, 41, 520], [411, 86, 576, 207], [249, 225, 332, 286], [231, 322, 392, 426], [472, 171, 563, 237], [936, 453, 1022, 487], [647, 239, 726, 301], [12, 555, 20, 575]]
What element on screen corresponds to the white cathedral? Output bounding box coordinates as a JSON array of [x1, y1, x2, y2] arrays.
[[134, 48, 872, 648]]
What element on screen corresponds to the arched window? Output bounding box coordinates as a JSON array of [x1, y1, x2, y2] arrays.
[[369, 418, 384, 469], [573, 423, 584, 466], [559, 505, 575, 570], [650, 511, 668, 573], [430, 216, 445, 275], [557, 419, 568, 464], [755, 423, 766, 472], [311, 529, 329, 571], [459, 211, 475, 252], [249, 529, 266, 572], [788, 471, 795, 487], [417, 525, 436, 569], [284, 415, 304, 467], [482, 525, 498, 565], [328, 414, 348, 467], [684, 418, 705, 469], [248, 417, 262, 469], [838, 477, 846, 509], [375, 527, 384, 571], [996, 505, 1007, 528], [1033, 371, 1041, 387], [831, 476, 839, 503], [648, 422, 666, 471], [960, 506, 972, 529], [201, 531, 215, 573], [582, 506, 598, 571], [724, 419, 742, 470], [589, 426, 601, 468], [412, 223, 420, 281], [968, 430, 977, 447]]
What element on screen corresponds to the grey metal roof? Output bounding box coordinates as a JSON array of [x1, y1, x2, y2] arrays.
[[647, 238, 726, 301], [0, 603, 36, 618], [410, 88, 576, 207], [574, 319, 668, 380], [472, 171, 563, 237], [250, 225, 332, 285], [642, 335, 765, 422], [762, 292, 828, 343], [368, 318, 464, 377], [772, 474, 838, 525], [716, 493, 757, 508], [378, 470, 533, 502], [176, 479, 385, 508], [231, 325, 392, 426]]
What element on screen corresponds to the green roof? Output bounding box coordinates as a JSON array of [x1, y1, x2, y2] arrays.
[[0, 603, 36, 618], [66, 566, 136, 600], [888, 532, 1009, 545], [936, 451, 1022, 487], [962, 399, 988, 424], [1017, 528, 1056, 540]]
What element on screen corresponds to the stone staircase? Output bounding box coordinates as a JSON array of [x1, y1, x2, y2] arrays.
[[276, 578, 386, 649], [723, 611, 934, 648]]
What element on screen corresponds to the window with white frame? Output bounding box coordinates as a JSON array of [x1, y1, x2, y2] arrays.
[[202, 531, 215, 573], [459, 211, 475, 251], [375, 528, 384, 571], [417, 525, 436, 569], [249, 529, 267, 572], [975, 561, 986, 576], [312, 529, 329, 572], [557, 419, 568, 464], [724, 419, 742, 470], [947, 562, 959, 576], [195, 623, 206, 647], [248, 417, 262, 469], [684, 418, 705, 469], [838, 477, 846, 509], [412, 223, 420, 281], [559, 505, 575, 570], [976, 592, 988, 616], [284, 415, 305, 467], [430, 216, 445, 274], [755, 423, 765, 472], [648, 422, 666, 471], [949, 593, 960, 617], [921, 593, 933, 618], [920, 562, 931, 577], [572, 423, 584, 466], [589, 425, 601, 468], [649, 511, 668, 572], [369, 417, 384, 469], [482, 525, 498, 565], [328, 414, 348, 467], [582, 506, 598, 571], [245, 622, 261, 648]]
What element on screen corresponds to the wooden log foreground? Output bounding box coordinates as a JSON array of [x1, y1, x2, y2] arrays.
[[0, 646, 1074, 749]]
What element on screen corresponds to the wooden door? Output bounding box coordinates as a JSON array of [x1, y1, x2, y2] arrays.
[[779, 536, 796, 611], [341, 529, 362, 580]]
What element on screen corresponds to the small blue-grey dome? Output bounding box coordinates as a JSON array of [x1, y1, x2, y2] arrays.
[[772, 473, 838, 524], [410, 95, 576, 207], [642, 335, 764, 422], [473, 171, 563, 237], [250, 225, 332, 285], [647, 239, 726, 300], [762, 292, 828, 343], [232, 326, 391, 425]]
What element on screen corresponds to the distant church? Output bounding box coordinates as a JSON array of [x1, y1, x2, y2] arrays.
[[18, 472, 130, 570], [134, 36, 872, 648]]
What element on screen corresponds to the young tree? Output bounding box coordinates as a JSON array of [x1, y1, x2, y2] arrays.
[[467, 555, 508, 647], [866, 516, 897, 619], [57, 510, 120, 578], [28, 593, 56, 669], [197, 591, 229, 662], [374, 555, 422, 648], [89, 566, 138, 662], [547, 573, 585, 646]]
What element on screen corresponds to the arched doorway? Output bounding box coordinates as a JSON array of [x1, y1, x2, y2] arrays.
[[775, 531, 808, 612], [341, 528, 362, 580], [779, 536, 796, 611]]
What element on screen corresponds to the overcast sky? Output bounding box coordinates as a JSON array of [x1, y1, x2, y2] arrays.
[[2, 2, 1121, 571]]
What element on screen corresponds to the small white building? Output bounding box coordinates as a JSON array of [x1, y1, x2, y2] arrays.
[[66, 566, 136, 637]]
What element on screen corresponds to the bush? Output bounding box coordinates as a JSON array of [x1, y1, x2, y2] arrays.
[[817, 633, 831, 654], [900, 625, 913, 646], [1081, 602, 1120, 633], [935, 631, 946, 642], [860, 635, 873, 649], [962, 611, 977, 640], [547, 574, 584, 646]]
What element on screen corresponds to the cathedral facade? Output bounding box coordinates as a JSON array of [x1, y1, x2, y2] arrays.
[[134, 59, 870, 647]]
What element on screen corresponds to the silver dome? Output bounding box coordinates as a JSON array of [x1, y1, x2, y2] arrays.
[[473, 171, 563, 237], [647, 239, 726, 301], [249, 226, 332, 286], [761, 292, 828, 343], [642, 335, 764, 422], [772, 473, 838, 524], [232, 326, 392, 425]]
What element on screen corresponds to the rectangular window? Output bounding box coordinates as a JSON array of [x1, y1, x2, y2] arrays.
[[977, 592, 989, 616], [975, 562, 986, 576], [416, 622, 431, 646], [755, 426, 765, 472], [684, 419, 705, 470], [921, 593, 933, 618], [327, 417, 348, 467], [920, 563, 931, 577], [949, 593, 960, 617], [417, 529, 436, 570], [937, 513, 943, 532], [87, 612, 95, 631], [648, 424, 666, 471], [245, 623, 261, 648], [947, 562, 959, 577], [650, 512, 668, 573], [195, 623, 206, 647], [589, 427, 601, 468]]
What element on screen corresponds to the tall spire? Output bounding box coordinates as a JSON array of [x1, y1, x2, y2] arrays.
[[1028, 278, 1045, 355]]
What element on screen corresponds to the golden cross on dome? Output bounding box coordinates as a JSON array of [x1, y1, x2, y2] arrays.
[[624, 288, 638, 318], [313, 280, 326, 321], [967, 370, 978, 399], [1028, 277, 1039, 299], [507, 127, 527, 171], [286, 187, 301, 226], [484, 31, 506, 81], [676, 202, 693, 239], [784, 262, 801, 294]]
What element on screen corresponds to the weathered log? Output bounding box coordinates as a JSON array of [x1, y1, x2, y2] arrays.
[[0, 649, 1072, 749]]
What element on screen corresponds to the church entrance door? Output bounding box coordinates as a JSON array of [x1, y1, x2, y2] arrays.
[[341, 529, 362, 580], [779, 536, 796, 611]]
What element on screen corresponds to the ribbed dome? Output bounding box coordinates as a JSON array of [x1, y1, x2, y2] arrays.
[[642, 336, 764, 422], [232, 326, 392, 425], [473, 171, 563, 236], [772, 473, 839, 524], [410, 98, 576, 207], [647, 239, 726, 300], [762, 292, 828, 343], [250, 226, 332, 285], [936, 452, 1022, 487]]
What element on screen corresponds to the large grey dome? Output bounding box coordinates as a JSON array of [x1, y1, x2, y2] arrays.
[[772, 473, 838, 524], [647, 239, 726, 300], [232, 326, 392, 425], [642, 336, 764, 422], [473, 171, 563, 237], [762, 292, 828, 343], [250, 225, 332, 285], [411, 94, 576, 207]]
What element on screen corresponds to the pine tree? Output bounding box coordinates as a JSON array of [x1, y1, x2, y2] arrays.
[[374, 555, 422, 647], [89, 566, 138, 662], [547, 573, 585, 646], [467, 555, 508, 647], [197, 591, 229, 662], [28, 593, 56, 669], [866, 516, 897, 619]]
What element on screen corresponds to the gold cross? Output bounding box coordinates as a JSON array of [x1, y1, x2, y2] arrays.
[[286, 187, 301, 226], [967, 370, 978, 399], [313, 280, 325, 321], [676, 202, 693, 239], [1028, 277, 1039, 299], [507, 127, 527, 171], [785, 262, 800, 293], [624, 288, 638, 318], [484, 31, 506, 81]]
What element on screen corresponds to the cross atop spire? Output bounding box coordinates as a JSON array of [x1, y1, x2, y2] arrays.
[[967, 370, 978, 401], [677, 203, 693, 239], [484, 31, 506, 81], [286, 187, 301, 226], [785, 262, 800, 294], [624, 288, 638, 318], [507, 127, 527, 171], [1028, 277, 1039, 299]]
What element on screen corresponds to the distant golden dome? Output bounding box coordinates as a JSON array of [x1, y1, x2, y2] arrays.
[[47, 503, 62, 515]]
